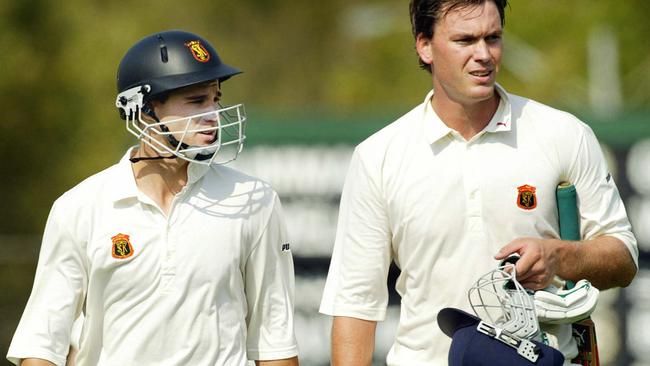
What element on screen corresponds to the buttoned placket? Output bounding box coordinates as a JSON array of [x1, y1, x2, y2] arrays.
[[135, 183, 191, 293], [161, 184, 193, 292], [462, 132, 487, 234]]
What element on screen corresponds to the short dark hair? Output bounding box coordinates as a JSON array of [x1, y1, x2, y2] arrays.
[[409, 0, 508, 72]]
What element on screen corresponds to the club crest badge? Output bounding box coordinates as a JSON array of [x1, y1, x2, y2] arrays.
[[517, 184, 537, 210], [184, 40, 210, 63], [111, 233, 134, 259]]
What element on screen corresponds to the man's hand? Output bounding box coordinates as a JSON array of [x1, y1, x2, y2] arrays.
[[332, 316, 376, 366], [495, 236, 636, 290], [494, 237, 563, 290], [256, 356, 299, 366]]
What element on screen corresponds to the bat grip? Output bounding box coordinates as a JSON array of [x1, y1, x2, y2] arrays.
[[557, 183, 579, 289]]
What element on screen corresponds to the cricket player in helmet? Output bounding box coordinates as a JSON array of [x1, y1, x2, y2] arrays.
[[7, 30, 299, 366], [116, 30, 246, 165]]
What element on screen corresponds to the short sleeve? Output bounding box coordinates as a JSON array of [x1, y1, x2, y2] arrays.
[[7, 199, 88, 366], [244, 195, 298, 361], [566, 123, 638, 267], [319, 147, 393, 321]]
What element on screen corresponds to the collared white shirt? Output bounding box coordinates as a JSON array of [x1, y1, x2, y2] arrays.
[[8, 149, 298, 366], [320, 85, 637, 365]]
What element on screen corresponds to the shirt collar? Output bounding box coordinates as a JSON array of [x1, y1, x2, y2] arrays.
[[109, 147, 211, 203], [421, 89, 453, 145], [420, 83, 512, 145], [483, 84, 512, 133], [187, 161, 210, 185], [109, 147, 140, 202]]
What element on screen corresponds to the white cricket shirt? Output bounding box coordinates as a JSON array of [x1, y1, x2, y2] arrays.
[[8, 149, 298, 366], [320, 85, 638, 365]]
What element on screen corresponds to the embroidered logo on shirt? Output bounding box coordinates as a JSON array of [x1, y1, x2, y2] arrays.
[[111, 233, 134, 259], [281, 243, 291, 252], [517, 184, 537, 210]]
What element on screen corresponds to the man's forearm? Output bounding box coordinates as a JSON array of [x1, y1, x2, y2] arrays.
[[556, 235, 636, 289], [331, 316, 377, 366], [20, 359, 56, 366], [256, 356, 299, 366]]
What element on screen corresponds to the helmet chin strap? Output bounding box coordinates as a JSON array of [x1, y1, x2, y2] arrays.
[[129, 155, 178, 164], [130, 105, 217, 164], [130, 106, 178, 164]]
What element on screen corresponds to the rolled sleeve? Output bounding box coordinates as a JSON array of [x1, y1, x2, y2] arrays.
[[567, 123, 639, 267], [320, 147, 393, 321]]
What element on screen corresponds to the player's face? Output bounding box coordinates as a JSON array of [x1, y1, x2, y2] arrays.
[[152, 81, 221, 147], [427, 1, 503, 105]]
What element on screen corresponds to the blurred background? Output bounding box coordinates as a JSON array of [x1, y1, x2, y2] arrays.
[[1, 0, 649, 365]]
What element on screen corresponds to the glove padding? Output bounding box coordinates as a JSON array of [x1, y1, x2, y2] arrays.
[[534, 279, 599, 324]]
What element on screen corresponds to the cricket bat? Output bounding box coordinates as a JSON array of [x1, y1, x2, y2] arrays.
[[556, 182, 600, 366]]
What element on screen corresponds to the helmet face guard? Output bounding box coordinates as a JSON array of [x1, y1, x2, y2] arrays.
[[116, 85, 246, 165], [115, 30, 244, 165], [468, 263, 540, 340]]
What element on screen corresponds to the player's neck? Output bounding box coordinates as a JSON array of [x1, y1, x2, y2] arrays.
[[131, 146, 189, 216], [431, 90, 500, 141]]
